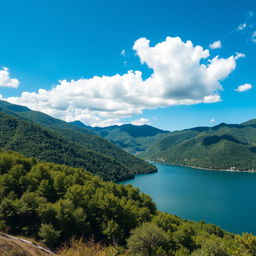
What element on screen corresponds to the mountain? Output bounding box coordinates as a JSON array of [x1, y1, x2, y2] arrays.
[[0, 100, 156, 180], [69, 120, 89, 128], [72, 122, 170, 154], [0, 112, 133, 180], [141, 121, 256, 171]]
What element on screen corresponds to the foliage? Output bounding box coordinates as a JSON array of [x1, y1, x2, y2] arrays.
[[127, 222, 169, 256], [0, 151, 156, 247], [191, 239, 230, 256], [38, 223, 60, 248], [232, 233, 256, 256]]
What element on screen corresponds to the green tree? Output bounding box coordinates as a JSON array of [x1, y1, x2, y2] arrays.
[[127, 222, 169, 256], [102, 219, 121, 243], [175, 247, 190, 256], [191, 239, 230, 256], [38, 223, 60, 249], [173, 224, 196, 251], [232, 233, 256, 256]]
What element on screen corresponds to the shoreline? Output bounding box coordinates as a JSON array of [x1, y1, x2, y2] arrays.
[[149, 160, 256, 174]]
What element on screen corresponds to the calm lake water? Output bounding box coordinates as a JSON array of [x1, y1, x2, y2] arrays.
[[120, 163, 256, 234]]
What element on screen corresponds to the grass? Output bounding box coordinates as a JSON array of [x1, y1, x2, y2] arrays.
[[58, 238, 125, 256]]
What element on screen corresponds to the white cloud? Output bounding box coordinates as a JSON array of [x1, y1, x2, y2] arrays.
[[209, 40, 222, 49], [210, 118, 215, 123], [235, 83, 253, 92], [237, 23, 247, 31], [203, 95, 221, 103], [251, 31, 256, 43], [234, 52, 245, 60], [5, 36, 242, 126], [120, 49, 126, 56], [131, 118, 149, 126], [0, 67, 19, 88]]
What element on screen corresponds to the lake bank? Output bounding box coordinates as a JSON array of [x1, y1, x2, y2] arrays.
[[147, 160, 256, 173]]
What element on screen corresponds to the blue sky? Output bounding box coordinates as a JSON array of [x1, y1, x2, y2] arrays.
[[0, 0, 256, 130]]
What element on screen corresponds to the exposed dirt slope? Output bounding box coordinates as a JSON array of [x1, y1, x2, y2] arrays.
[[0, 233, 55, 256]]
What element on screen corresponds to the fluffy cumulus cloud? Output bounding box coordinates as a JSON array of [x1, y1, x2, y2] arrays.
[[209, 40, 222, 49], [5, 36, 243, 126], [0, 67, 19, 88], [235, 83, 253, 92]]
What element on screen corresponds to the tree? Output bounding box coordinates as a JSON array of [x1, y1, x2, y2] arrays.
[[152, 212, 180, 232], [191, 239, 230, 256], [127, 222, 169, 256], [38, 223, 60, 249], [232, 233, 256, 256], [175, 247, 190, 256], [102, 219, 121, 243]]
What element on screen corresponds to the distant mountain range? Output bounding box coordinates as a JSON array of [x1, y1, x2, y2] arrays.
[[72, 118, 256, 171], [70, 121, 169, 154], [141, 121, 256, 171], [0, 100, 156, 180]]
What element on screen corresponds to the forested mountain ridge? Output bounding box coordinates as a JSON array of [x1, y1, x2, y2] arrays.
[[141, 120, 256, 171], [70, 122, 170, 154], [70, 117, 256, 172], [1, 150, 254, 256], [0, 100, 156, 179], [0, 112, 134, 180]]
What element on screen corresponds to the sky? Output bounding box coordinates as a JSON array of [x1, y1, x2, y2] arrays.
[[0, 0, 256, 130]]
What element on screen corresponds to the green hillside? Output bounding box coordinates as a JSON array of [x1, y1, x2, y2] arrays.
[[0, 112, 135, 180], [77, 123, 170, 154], [0, 100, 156, 179], [141, 122, 256, 171], [1, 150, 251, 256]]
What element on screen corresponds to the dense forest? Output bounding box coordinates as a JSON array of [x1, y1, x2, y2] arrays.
[[0, 150, 256, 256], [141, 122, 256, 171], [0, 112, 136, 181], [0, 100, 156, 177]]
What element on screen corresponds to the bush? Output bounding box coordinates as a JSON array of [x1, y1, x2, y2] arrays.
[[191, 239, 230, 256], [38, 223, 60, 248], [127, 222, 169, 256]]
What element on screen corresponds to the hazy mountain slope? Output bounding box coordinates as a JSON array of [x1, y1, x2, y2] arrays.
[[0, 100, 156, 176], [141, 122, 256, 171], [75, 123, 170, 154]]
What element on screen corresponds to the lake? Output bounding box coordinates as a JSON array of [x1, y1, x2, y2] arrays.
[[120, 163, 256, 234]]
